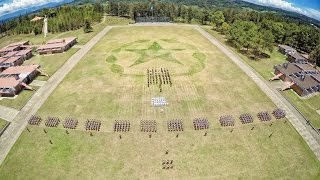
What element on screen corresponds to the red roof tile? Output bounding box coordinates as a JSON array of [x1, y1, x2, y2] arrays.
[[1, 65, 40, 75], [0, 77, 20, 87]]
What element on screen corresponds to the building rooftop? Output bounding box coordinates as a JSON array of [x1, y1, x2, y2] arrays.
[[1, 65, 40, 75], [276, 63, 301, 75], [30, 16, 43, 22], [6, 41, 29, 48], [288, 52, 306, 60], [3, 49, 32, 58], [278, 44, 296, 51], [296, 63, 318, 72], [0, 77, 20, 88], [291, 75, 320, 89], [0, 57, 7, 64], [37, 37, 77, 51], [37, 42, 68, 50], [46, 37, 76, 44], [312, 74, 320, 83], [1, 56, 22, 63], [0, 46, 20, 53]]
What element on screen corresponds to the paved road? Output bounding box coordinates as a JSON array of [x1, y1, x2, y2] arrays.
[[0, 105, 19, 122], [0, 26, 112, 165], [195, 26, 320, 160]]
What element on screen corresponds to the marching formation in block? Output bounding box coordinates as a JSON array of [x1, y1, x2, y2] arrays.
[[63, 118, 79, 129], [167, 119, 184, 131], [257, 111, 272, 122], [28, 115, 42, 126], [239, 113, 254, 124], [114, 120, 131, 132], [140, 120, 157, 132], [45, 116, 60, 127], [85, 119, 101, 131], [151, 97, 168, 107], [162, 160, 174, 169], [219, 115, 235, 127], [147, 68, 172, 92], [27, 109, 286, 132], [193, 118, 209, 130]]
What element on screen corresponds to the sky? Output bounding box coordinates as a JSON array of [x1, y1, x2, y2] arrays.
[[0, 0, 73, 21], [243, 0, 320, 21], [0, 0, 320, 21], [0, 0, 66, 16]]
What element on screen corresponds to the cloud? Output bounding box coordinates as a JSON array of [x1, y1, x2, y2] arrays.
[[243, 0, 320, 21], [0, 0, 64, 15]]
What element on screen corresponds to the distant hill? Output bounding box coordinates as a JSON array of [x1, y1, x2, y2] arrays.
[[159, 0, 320, 27], [0, 0, 74, 22]]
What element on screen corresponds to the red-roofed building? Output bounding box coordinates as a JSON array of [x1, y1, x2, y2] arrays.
[[37, 37, 77, 55], [0, 65, 41, 97], [0, 56, 24, 70], [3, 49, 33, 60], [0, 77, 23, 97], [272, 62, 320, 96], [0, 41, 30, 57], [1, 65, 40, 83]]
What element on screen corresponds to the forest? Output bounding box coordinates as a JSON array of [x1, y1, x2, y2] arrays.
[[106, 0, 320, 64], [0, 3, 104, 35], [0, 0, 319, 65]]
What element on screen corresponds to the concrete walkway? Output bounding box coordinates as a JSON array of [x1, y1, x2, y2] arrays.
[[195, 26, 320, 160], [0, 105, 19, 122], [0, 26, 112, 165], [29, 80, 46, 87]]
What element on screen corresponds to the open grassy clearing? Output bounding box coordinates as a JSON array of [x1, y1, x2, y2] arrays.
[[0, 17, 131, 110], [203, 27, 320, 127], [0, 26, 319, 179]]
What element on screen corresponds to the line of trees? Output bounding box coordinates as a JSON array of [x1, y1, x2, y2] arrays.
[[0, 0, 319, 65], [107, 1, 320, 64], [0, 3, 104, 36]]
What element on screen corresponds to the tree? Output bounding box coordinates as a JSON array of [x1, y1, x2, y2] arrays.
[[283, 23, 299, 48], [187, 6, 192, 23], [255, 29, 274, 54], [310, 45, 320, 66], [83, 19, 92, 33], [228, 20, 259, 52], [33, 25, 41, 35], [211, 11, 225, 28], [220, 22, 230, 34]]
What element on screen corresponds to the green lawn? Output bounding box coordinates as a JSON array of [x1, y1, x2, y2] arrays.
[[203, 26, 320, 127], [283, 90, 320, 127], [0, 26, 319, 179], [0, 119, 8, 131], [0, 16, 132, 110], [24, 48, 79, 81], [0, 87, 38, 110]]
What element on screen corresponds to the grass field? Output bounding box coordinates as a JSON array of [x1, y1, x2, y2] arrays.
[[203, 27, 320, 128], [0, 16, 132, 110], [0, 119, 8, 131], [0, 26, 319, 179]]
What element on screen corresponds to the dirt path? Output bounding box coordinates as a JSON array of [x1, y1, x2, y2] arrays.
[[0, 26, 112, 165], [194, 25, 320, 160]]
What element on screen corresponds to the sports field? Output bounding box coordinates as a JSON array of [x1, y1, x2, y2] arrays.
[[0, 26, 319, 179]]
